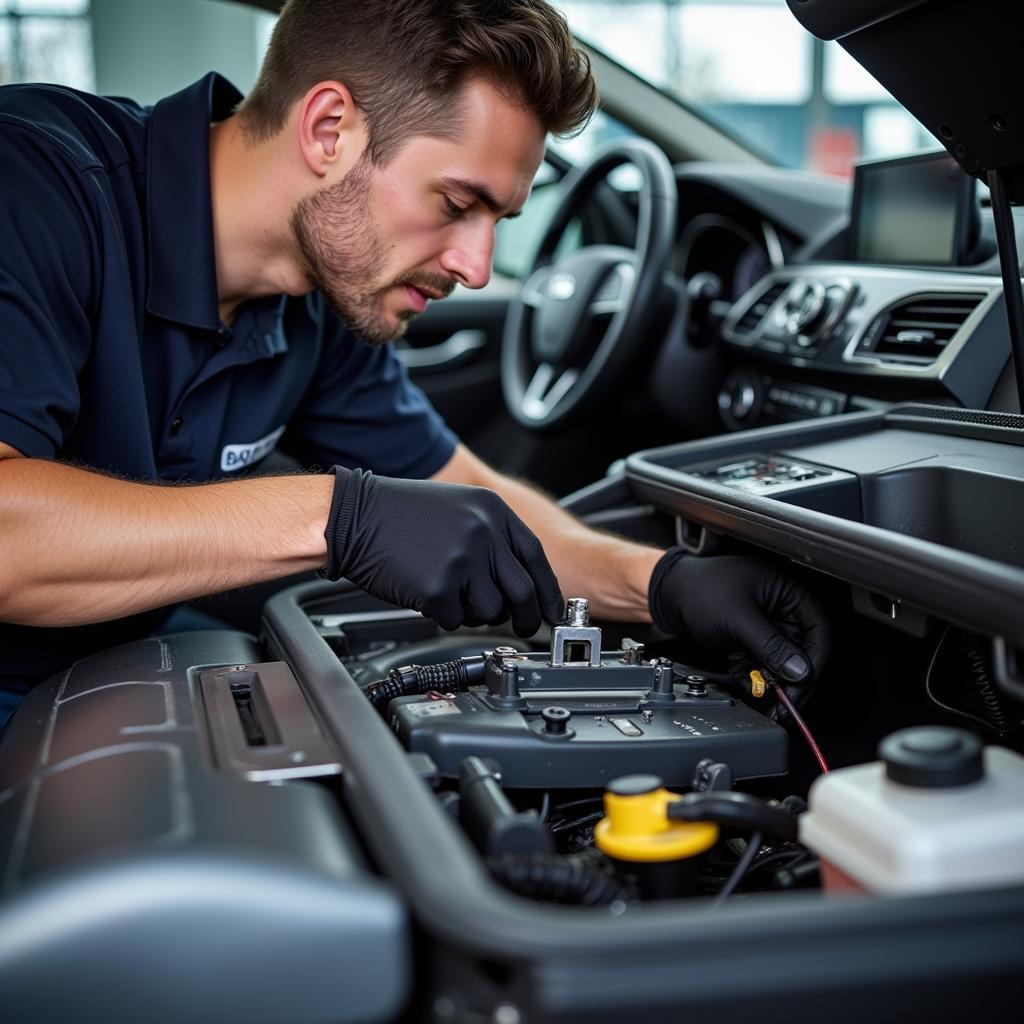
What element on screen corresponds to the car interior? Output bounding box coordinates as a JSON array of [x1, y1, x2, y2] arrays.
[[1, 1, 1023, 1021]]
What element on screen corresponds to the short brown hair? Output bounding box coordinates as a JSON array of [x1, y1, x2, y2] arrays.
[[238, 0, 597, 162]]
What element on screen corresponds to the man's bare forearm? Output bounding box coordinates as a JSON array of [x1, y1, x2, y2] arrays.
[[434, 445, 663, 622], [484, 473, 662, 621], [0, 457, 333, 626]]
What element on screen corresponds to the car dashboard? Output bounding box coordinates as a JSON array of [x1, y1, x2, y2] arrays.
[[657, 160, 1014, 439]]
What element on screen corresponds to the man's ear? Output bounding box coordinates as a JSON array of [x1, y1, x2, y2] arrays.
[[297, 81, 365, 177]]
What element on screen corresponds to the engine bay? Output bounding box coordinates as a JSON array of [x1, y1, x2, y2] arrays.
[[5, 399, 1024, 1022]]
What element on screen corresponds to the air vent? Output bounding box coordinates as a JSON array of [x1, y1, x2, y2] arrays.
[[733, 281, 787, 335], [856, 293, 985, 364]]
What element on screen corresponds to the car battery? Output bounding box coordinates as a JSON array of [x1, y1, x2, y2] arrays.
[[388, 599, 787, 788]]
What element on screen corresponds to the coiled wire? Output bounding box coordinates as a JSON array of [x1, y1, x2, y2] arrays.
[[963, 634, 1014, 734]]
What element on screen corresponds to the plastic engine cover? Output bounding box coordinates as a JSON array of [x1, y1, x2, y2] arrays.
[[0, 630, 409, 1024]]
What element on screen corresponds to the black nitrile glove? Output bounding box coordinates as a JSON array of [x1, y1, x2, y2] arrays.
[[322, 467, 564, 636], [648, 550, 830, 683]]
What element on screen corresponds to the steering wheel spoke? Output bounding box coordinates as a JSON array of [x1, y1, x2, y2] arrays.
[[521, 363, 581, 421], [501, 138, 677, 431], [521, 266, 553, 310], [588, 261, 637, 316]]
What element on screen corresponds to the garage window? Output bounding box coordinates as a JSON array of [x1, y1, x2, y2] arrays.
[[0, 0, 93, 90]]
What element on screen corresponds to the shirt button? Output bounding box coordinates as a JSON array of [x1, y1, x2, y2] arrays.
[[170, 417, 184, 435]]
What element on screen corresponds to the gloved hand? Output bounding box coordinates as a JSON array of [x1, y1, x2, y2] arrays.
[[648, 550, 830, 683], [321, 467, 564, 636]]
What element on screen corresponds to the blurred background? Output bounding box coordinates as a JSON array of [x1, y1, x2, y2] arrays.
[[0, 0, 935, 178]]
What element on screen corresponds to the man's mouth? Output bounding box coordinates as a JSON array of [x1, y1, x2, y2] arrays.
[[401, 283, 446, 314], [402, 284, 429, 313]]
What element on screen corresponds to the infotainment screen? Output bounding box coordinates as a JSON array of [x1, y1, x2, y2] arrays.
[[849, 150, 976, 265]]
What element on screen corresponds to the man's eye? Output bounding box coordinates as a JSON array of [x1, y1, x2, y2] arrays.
[[443, 196, 465, 218]]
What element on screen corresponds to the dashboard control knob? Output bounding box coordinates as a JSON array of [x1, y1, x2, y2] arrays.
[[779, 277, 855, 347], [718, 373, 761, 428], [784, 280, 828, 338]]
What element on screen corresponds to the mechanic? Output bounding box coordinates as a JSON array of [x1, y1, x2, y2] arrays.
[[0, 0, 829, 724]]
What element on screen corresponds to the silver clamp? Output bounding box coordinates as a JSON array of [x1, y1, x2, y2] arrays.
[[549, 597, 602, 667]]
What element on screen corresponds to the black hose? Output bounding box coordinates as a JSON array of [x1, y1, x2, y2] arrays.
[[487, 852, 633, 907], [745, 846, 812, 879], [365, 655, 486, 709], [712, 830, 764, 907], [666, 791, 798, 843]]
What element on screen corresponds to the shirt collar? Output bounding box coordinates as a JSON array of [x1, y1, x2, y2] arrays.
[[145, 73, 243, 331]]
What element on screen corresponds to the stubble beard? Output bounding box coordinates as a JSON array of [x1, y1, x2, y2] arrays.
[[289, 158, 454, 345], [289, 159, 398, 345]]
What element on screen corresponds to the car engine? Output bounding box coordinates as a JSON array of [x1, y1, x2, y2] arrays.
[[3, 544, 1022, 1023]]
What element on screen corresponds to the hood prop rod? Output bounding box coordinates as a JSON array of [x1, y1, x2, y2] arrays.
[[987, 167, 1024, 413]]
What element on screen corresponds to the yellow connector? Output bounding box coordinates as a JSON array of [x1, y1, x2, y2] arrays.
[[750, 669, 767, 698]]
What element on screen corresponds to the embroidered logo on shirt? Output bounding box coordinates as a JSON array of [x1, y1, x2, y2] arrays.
[[220, 425, 286, 473]]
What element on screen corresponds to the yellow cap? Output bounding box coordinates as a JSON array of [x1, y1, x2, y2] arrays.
[[594, 785, 719, 863]]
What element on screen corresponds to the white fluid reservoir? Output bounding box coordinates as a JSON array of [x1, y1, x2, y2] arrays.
[[799, 727, 1024, 895]]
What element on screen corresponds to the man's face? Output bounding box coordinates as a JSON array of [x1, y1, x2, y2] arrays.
[[289, 79, 546, 344]]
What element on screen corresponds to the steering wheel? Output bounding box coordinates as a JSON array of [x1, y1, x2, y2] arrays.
[[501, 137, 678, 431]]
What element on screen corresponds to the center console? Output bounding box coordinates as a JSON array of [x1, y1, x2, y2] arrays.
[[715, 151, 1012, 431]]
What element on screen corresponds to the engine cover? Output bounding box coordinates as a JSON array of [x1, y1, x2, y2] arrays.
[[389, 610, 787, 788], [390, 686, 787, 788]]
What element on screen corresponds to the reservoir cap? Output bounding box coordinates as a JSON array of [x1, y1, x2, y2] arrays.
[[880, 727, 984, 789]]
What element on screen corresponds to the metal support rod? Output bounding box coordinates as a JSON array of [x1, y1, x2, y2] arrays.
[[986, 167, 1024, 412]]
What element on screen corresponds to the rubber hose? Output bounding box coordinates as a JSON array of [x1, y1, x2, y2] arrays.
[[487, 852, 632, 906], [666, 791, 798, 842], [366, 656, 486, 709]]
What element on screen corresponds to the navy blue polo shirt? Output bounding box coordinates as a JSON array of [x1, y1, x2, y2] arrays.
[[0, 73, 458, 696]]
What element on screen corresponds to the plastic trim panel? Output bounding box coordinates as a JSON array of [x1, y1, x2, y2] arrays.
[[625, 406, 1024, 643]]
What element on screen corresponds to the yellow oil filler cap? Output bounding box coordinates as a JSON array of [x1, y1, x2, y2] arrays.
[[595, 774, 719, 862]]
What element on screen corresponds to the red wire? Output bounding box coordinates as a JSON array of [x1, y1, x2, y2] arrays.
[[769, 681, 830, 774]]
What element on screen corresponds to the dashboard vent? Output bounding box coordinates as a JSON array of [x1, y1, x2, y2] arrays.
[[857, 293, 985, 364], [733, 281, 786, 335]]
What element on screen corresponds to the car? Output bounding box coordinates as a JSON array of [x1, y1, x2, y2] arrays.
[[1, 1, 1023, 1021]]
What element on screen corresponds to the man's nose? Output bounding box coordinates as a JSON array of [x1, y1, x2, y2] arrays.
[[440, 222, 495, 290]]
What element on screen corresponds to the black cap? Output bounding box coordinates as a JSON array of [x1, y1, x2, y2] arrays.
[[541, 706, 571, 735], [880, 727, 985, 789], [607, 774, 663, 797]]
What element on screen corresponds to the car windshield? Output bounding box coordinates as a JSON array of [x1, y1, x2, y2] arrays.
[[551, 0, 936, 178]]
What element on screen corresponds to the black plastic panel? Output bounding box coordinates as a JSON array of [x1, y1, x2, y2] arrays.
[[788, 0, 1024, 197], [391, 685, 787, 788], [625, 404, 1024, 643], [0, 631, 408, 1024]]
